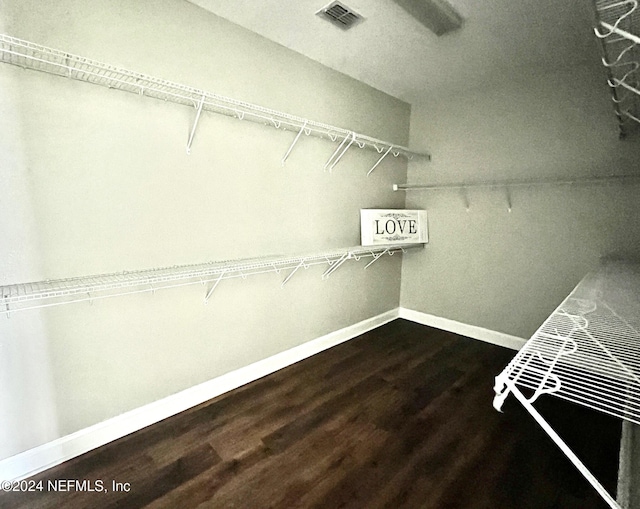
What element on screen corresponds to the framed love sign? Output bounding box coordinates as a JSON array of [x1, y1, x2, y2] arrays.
[[360, 209, 428, 246]]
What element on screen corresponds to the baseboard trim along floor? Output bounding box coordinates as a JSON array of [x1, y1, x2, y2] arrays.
[[0, 307, 526, 481], [0, 308, 399, 481], [398, 307, 527, 351]]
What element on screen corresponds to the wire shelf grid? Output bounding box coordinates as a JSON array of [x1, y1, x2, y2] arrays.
[[0, 244, 422, 313], [496, 262, 640, 425], [0, 33, 429, 162], [594, 0, 640, 136]]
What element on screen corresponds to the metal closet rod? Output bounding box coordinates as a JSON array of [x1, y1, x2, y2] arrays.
[[0, 33, 430, 162], [0, 244, 423, 314], [393, 173, 640, 191]]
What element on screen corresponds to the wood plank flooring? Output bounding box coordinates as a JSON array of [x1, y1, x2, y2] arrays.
[[0, 319, 621, 508]]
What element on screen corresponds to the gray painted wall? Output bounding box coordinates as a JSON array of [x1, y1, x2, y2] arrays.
[[0, 0, 410, 460], [401, 65, 640, 339]]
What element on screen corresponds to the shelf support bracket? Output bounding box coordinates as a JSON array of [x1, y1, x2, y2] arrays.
[[322, 253, 350, 280], [324, 136, 348, 171], [508, 383, 621, 509], [324, 132, 355, 172], [186, 94, 206, 155], [367, 145, 393, 176], [364, 248, 389, 270], [282, 120, 308, 166], [328, 132, 356, 172], [281, 260, 307, 288], [204, 271, 225, 304]]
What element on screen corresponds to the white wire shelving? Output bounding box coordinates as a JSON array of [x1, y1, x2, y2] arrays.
[[594, 0, 640, 137], [494, 262, 640, 509], [0, 33, 430, 170], [0, 244, 423, 314]]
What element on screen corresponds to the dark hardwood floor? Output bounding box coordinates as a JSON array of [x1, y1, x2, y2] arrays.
[[0, 319, 621, 508]]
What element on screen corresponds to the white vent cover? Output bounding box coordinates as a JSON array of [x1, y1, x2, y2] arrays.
[[316, 1, 364, 30]]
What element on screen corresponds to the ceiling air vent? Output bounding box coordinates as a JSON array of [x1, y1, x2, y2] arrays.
[[316, 1, 364, 31]]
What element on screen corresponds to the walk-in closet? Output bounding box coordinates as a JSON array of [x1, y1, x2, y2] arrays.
[[1, 0, 640, 507]]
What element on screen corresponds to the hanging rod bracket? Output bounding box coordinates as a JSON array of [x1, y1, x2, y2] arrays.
[[462, 188, 470, 212]]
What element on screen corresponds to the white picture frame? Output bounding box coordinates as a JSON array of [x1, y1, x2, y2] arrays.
[[360, 209, 428, 246]]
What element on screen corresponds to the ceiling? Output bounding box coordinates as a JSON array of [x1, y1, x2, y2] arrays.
[[188, 0, 601, 104]]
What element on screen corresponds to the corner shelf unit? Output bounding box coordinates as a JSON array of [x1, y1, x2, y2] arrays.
[[0, 33, 430, 171], [0, 244, 423, 314], [594, 0, 640, 137], [493, 262, 640, 509]]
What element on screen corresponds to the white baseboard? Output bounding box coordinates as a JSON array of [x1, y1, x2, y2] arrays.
[[1, 307, 524, 480], [0, 308, 399, 481], [398, 307, 527, 351]]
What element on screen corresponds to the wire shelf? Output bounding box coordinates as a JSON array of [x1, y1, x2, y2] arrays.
[[496, 262, 640, 425], [594, 0, 640, 137], [0, 33, 430, 164], [493, 262, 640, 508], [0, 244, 423, 313]]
